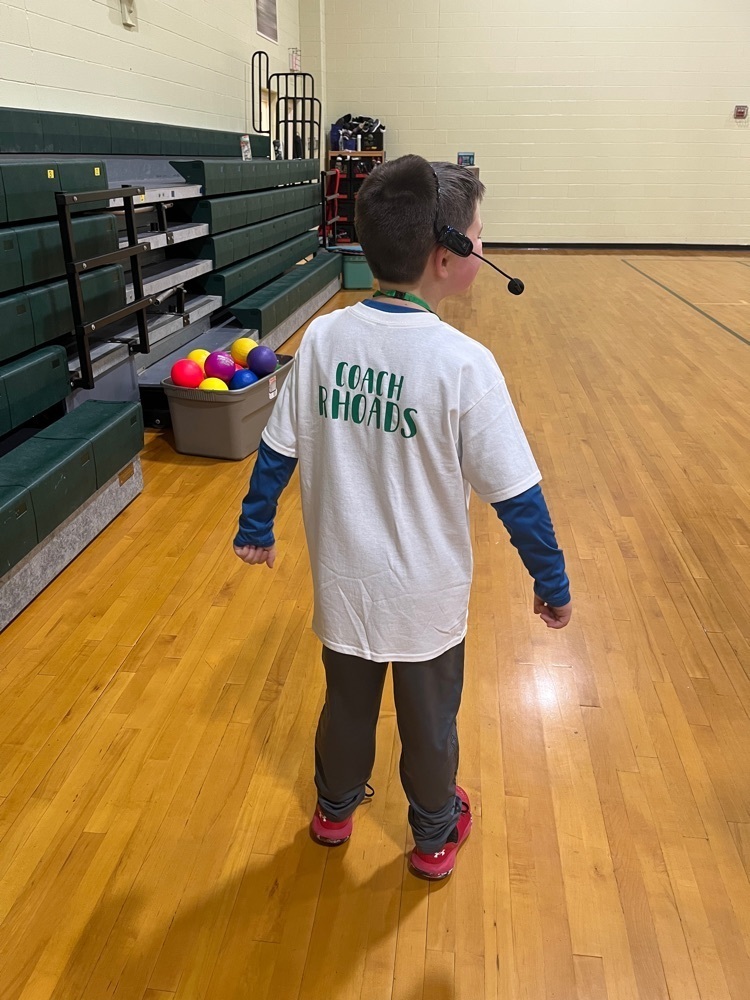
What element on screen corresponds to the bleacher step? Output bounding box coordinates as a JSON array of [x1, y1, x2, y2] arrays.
[[126, 259, 214, 303], [68, 294, 221, 381], [136, 320, 254, 388], [108, 184, 203, 207], [118, 222, 210, 252]]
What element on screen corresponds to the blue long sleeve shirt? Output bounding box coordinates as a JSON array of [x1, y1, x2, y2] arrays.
[[492, 486, 570, 606], [235, 441, 570, 608], [234, 438, 298, 550]]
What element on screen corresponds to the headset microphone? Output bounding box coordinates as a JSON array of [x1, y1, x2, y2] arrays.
[[470, 252, 525, 295], [436, 223, 526, 296], [431, 171, 524, 295]]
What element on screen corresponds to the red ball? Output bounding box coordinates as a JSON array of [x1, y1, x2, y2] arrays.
[[171, 358, 204, 388]]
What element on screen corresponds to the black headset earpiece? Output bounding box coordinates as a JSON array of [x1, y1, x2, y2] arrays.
[[433, 170, 525, 296], [436, 225, 473, 258], [436, 225, 525, 295]]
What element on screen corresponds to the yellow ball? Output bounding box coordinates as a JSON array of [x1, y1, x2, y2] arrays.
[[187, 349, 210, 372], [230, 337, 258, 366], [199, 377, 229, 391]]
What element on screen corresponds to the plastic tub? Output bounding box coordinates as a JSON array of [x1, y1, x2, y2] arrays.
[[162, 353, 293, 460]]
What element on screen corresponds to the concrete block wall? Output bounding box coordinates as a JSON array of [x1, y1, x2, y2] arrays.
[[0, 0, 300, 132], [324, 0, 750, 244], [2, 0, 748, 243]]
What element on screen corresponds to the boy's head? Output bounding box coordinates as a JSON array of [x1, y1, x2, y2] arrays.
[[354, 154, 486, 289]]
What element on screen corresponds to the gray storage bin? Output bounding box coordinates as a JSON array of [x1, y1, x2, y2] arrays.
[[162, 354, 293, 460]]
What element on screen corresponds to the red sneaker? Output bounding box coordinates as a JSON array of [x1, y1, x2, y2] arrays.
[[309, 784, 374, 847], [309, 806, 352, 846], [408, 786, 472, 881]]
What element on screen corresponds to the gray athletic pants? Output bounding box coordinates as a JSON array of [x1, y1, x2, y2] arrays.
[[314, 639, 465, 853]]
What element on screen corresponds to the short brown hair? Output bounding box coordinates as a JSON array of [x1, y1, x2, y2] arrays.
[[354, 154, 485, 285]]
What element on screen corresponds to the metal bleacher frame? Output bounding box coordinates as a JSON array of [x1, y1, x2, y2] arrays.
[[56, 185, 155, 390]]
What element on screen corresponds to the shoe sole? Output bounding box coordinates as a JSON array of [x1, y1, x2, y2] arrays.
[[407, 858, 455, 881], [309, 825, 350, 847]]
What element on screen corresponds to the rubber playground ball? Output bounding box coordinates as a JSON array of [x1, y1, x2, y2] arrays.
[[203, 351, 236, 383], [199, 377, 229, 391], [229, 369, 259, 391], [171, 358, 204, 389], [186, 349, 210, 372], [247, 345, 278, 377], [230, 337, 259, 366]]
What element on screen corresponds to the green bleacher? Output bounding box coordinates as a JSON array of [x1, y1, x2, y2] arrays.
[[0, 342, 144, 574], [170, 159, 319, 196], [188, 184, 320, 234], [0, 107, 270, 159], [191, 207, 321, 270], [0, 109, 339, 596], [9, 215, 119, 289], [0, 345, 69, 434], [0, 160, 108, 222], [230, 252, 342, 339], [197, 232, 320, 305], [0, 149, 142, 584]]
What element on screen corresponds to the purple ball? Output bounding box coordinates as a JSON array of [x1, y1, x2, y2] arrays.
[[229, 369, 259, 390], [203, 351, 236, 383], [247, 345, 278, 377]]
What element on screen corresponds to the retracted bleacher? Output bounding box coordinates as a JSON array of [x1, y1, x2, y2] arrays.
[[0, 107, 342, 627], [0, 345, 144, 628]]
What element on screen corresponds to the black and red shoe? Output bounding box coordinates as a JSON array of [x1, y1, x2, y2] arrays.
[[309, 806, 352, 846], [408, 786, 472, 881], [309, 784, 374, 847]]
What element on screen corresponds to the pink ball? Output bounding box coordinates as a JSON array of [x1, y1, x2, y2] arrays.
[[203, 351, 236, 383]]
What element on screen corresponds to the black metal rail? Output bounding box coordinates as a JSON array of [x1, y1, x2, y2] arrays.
[[251, 51, 321, 161], [56, 186, 155, 390]]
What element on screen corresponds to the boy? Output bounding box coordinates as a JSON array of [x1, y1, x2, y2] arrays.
[[234, 155, 571, 881]]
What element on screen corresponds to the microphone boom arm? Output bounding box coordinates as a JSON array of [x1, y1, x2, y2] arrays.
[[471, 252, 525, 295]]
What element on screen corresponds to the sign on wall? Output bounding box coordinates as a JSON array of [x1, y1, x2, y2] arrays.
[[257, 0, 278, 43]]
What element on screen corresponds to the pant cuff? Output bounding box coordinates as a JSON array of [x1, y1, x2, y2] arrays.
[[316, 784, 367, 822]]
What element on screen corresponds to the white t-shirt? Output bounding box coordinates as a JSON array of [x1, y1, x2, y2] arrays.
[[262, 302, 541, 662]]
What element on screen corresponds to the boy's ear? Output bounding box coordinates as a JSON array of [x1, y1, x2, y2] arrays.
[[432, 244, 452, 278]]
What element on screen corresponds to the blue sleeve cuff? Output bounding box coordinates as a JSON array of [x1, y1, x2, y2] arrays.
[[492, 485, 570, 607], [234, 439, 298, 549]]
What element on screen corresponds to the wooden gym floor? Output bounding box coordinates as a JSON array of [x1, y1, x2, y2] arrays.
[[1, 251, 749, 1000]]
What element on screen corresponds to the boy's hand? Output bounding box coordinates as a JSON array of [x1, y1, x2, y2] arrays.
[[534, 595, 572, 629], [234, 544, 277, 569]]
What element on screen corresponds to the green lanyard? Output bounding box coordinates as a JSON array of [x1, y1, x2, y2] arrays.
[[373, 290, 436, 315]]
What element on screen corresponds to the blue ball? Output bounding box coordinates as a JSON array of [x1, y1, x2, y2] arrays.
[[247, 345, 278, 377], [229, 369, 259, 391]]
